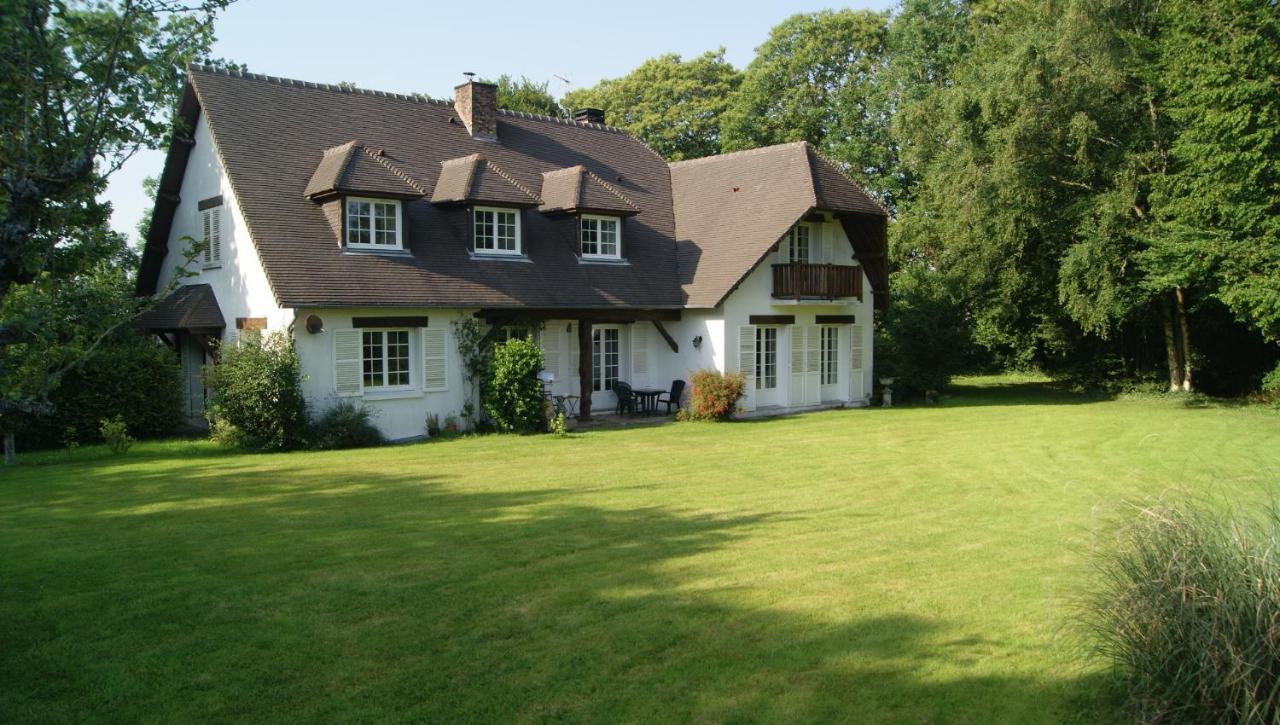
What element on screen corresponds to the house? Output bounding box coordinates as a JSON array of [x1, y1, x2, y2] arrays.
[[134, 66, 889, 440]]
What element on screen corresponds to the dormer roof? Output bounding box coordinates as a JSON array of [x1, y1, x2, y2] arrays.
[[303, 140, 425, 200], [538, 165, 641, 216], [429, 153, 540, 207]]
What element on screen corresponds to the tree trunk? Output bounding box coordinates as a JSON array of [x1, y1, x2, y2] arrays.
[[1174, 286, 1194, 392], [1161, 294, 1183, 392], [577, 319, 592, 421], [3, 431, 14, 466]]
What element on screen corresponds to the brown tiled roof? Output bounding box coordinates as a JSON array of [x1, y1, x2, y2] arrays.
[[137, 66, 887, 312], [539, 165, 641, 216], [141, 65, 680, 309], [671, 142, 888, 309], [303, 140, 426, 199], [133, 283, 225, 330], [430, 154, 539, 206]]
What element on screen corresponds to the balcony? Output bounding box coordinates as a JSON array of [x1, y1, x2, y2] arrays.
[[771, 263, 863, 301]]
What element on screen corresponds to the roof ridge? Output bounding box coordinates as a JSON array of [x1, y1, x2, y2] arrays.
[[360, 146, 428, 196], [186, 63, 453, 106], [669, 140, 808, 168], [483, 159, 541, 202], [186, 64, 643, 139], [582, 169, 641, 212]]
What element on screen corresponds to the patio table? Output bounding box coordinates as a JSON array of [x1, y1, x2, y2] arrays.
[[632, 387, 665, 415]]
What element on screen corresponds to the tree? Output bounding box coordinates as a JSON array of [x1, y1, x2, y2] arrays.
[[0, 0, 230, 459], [1154, 0, 1280, 343], [563, 50, 742, 160], [722, 10, 894, 204], [489, 74, 562, 117]]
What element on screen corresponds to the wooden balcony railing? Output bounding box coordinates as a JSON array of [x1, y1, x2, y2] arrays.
[[771, 263, 862, 300]]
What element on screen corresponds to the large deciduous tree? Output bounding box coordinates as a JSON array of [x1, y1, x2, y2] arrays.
[[563, 50, 742, 161], [489, 74, 562, 118], [0, 0, 229, 458]]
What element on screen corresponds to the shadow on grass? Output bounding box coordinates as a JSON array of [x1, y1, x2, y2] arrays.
[[0, 455, 1117, 722], [926, 380, 1111, 409]]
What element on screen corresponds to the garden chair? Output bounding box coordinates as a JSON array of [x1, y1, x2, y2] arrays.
[[614, 381, 638, 416], [657, 379, 685, 414]]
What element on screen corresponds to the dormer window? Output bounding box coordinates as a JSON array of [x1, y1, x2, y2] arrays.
[[580, 215, 621, 259], [345, 197, 402, 250], [473, 206, 521, 255]]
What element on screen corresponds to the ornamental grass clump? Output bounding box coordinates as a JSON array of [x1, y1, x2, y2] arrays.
[[1081, 500, 1280, 724], [684, 369, 746, 420]]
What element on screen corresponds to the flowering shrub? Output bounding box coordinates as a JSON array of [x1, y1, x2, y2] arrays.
[[685, 369, 746, 420]]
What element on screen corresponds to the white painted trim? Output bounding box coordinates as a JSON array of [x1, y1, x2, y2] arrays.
[[580, 214, 622, 260], [345, 196, 404, 250], [473, 206, 522, 255]]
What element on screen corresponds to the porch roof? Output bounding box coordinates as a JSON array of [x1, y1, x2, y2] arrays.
[[133, 284, 225, 332]]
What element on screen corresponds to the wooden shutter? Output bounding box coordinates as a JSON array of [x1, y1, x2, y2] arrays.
[[631, 323, 649, 387], [333, 329, 362, 397], [421, 327, 447, 392], [570, 330, 580, 384], [789, 326, 806, 407], [850, 324, 865, 402], [540, 328, 560, 380], [210, 206, 222, 262], [201, 209, 213, 264], [738, 325, 756, 412], [820, 226, 832, 264], [805, 325, 821, 404]]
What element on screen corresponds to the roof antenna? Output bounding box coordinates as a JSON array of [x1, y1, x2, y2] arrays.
[[462, 71, 476, 82]]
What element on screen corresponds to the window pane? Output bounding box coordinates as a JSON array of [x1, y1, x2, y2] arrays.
[[497, 210, 516, 251], [581, 218, 598, 255], [599, 218, 618, 256], [348, 200, 373, 246], [386, 330, 410, 386], [362, 330, 384, 387], [373, 202, 397, 246], [474, 210, 494, 249]]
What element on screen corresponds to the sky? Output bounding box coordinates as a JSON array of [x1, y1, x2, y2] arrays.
[[103, 0, 895, 241]]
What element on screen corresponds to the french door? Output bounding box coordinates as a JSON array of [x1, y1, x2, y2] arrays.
[[592, 327, 620, 392], [755, 326, 781, 407]]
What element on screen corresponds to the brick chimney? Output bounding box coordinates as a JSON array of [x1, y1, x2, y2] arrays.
[[454, 78, 498, 139]]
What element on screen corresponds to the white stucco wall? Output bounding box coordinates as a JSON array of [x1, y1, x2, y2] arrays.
[[156, 112, 289, 338], [293, 308, 475, 441]]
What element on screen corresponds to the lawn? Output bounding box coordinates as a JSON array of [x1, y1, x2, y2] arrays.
[[2, 377, 1277, 722]]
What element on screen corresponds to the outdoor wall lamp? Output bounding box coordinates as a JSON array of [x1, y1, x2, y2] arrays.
[[692, 335, 703, 349], [305, 314, 326, 334]]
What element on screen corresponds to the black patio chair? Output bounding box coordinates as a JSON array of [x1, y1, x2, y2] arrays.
[[657, 379, 686, 414], [614, 381, 637, 416]]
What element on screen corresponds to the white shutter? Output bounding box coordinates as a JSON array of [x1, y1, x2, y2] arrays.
[[789, 326, 806, 407], [422, 327, 447, 392], [805, 325, 821, 404], [631, 323, 649, 388], [540, 328, 560, 381], [201, 209, 213, 265], [850, 324, 865, 402], [570, 330, 580, 384], [738, 325, 756, 412], [333, 329, 362, 397], [210, 206, 222, 263], [820, 226, 832, 264]]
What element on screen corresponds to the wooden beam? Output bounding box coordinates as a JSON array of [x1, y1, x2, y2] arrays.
[[815, 314, 856, 325], [577, 319, 593, 421], [235, 317, 268, 330], [475, 308, 681, 323], [652, 319, 678, 353], [748, 314, 795, 325], [351, 315, 429, 328]]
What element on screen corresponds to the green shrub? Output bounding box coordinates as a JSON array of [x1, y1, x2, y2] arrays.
[[1262, 363, 1280, 395], [1081, 500, 1280, 723], [483, 337, 545, 433], [98, 415, 133, 455], [205, 332, 307, 451], [309, 401, 384, 450], [685, 369, 746, 420], [877, 264, 973, 398], [15, 336, 182, 449]]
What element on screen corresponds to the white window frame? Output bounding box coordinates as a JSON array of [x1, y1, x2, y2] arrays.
[[345, 197, 403, 250], [820, 325, 839, 385], [787, 223, 812, 264], [580, 214, 621, 259], [592, 326, 621, 392], [755, 326, 778, 390], [361, 328, 414, 392], [473, 206, 522, 256]]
